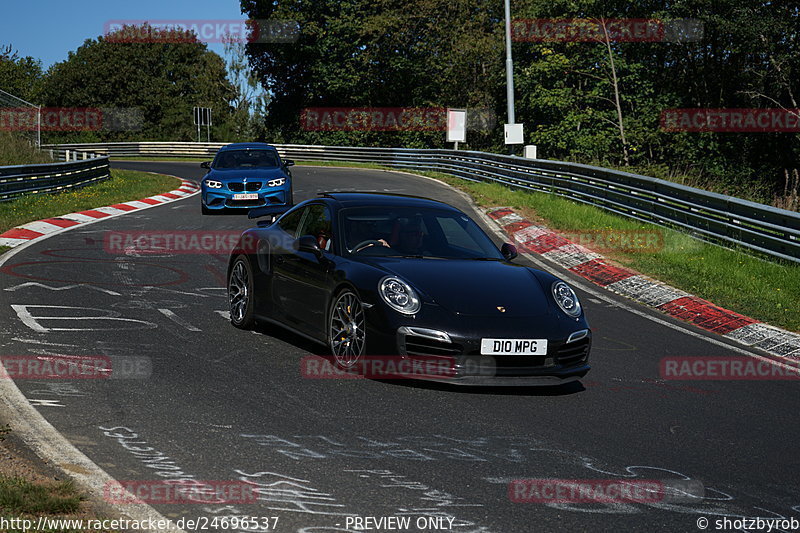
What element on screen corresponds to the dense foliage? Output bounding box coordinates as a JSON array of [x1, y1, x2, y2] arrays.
[[240, 0, 800, 204], [1, 2, 798, 205]]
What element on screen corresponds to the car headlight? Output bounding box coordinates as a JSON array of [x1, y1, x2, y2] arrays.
[[552, 281, 582, 317], [205, 179, 222, 189], [379, 276, 421, 315], [267, 178, 286, 187]]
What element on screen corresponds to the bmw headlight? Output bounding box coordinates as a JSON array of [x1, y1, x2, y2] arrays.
[[205, 179, 222, 189], [267, 178, 286, 187], [379, 276, 421, 315], [552, 281, 582, 317]]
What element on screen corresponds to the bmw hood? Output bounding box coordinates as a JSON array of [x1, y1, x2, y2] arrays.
[[205, 168, 286, 181], [366, 258, 552, 317]]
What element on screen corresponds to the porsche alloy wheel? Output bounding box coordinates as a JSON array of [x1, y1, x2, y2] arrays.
[[329, 290, 366, 367], [229, 256, 255, 329]]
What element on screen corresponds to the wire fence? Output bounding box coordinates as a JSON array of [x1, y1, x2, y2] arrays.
[[0, 88, 40, 148]]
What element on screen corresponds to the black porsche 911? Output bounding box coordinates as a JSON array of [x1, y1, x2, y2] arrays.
[[226, 192, 591, 385]]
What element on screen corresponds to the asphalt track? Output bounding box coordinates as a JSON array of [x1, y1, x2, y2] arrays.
[[1, 162, 798, 533]]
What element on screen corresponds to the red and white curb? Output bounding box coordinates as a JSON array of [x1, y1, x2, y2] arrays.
[[487, 207, 800, 360], [0, 178, 199, 248]]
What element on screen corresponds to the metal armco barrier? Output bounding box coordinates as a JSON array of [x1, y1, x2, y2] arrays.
[[0, 155, 111, 202], [44, 142, 800, 263]]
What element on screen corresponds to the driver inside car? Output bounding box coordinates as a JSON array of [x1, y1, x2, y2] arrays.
[[358, 217, 425, 254]]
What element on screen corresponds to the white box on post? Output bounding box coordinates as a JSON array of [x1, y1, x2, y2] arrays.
[[504, 123, 523, 144]]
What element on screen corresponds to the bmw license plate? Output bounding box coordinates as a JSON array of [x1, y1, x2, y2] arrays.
[[233, 193, 259, 200], [480, 338, 548, 355]]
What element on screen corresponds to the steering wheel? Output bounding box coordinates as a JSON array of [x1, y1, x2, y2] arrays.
[[353, 239, 386, 253]]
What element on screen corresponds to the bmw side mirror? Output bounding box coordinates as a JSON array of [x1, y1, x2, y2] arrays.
[[295, 235, 322, 258], [200, 161, 211, 169], [501, 243, 518, 261], [284, 159, 295, 167]]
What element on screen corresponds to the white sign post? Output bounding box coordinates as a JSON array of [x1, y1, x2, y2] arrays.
[[193, 107, 212, 142], [446, 108, 467, 150]]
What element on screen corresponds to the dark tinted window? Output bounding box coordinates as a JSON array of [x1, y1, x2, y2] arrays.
[[297, 205, 334, 252], [341, 206, 502, 259], [277, 207, 305, 237]]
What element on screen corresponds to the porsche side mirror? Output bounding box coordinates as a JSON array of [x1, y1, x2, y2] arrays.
[[501, 243, 518, 261], [200, 161, 211, 169], [295, 235, 322, 258]]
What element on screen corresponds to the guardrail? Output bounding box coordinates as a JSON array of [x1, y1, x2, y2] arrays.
[[45, 142, 800, 263], [0, 154, 111, 202]]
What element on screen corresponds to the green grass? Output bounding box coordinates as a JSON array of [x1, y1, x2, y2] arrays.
[[0, 476, 119, 533], [0, 132, 52, 166], [0, 477, 82, 515], [0, 169, 179, 255]]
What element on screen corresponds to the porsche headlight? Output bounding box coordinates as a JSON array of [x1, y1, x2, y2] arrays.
[[205, 179, 222, 189], [267, 178, 286, 187], [552, 281, 582, 317], [379, 276, 421, 315]]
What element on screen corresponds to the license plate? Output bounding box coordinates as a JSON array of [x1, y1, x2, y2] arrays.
[[233, 193, 259, 200], [480, 338, 548, 355]]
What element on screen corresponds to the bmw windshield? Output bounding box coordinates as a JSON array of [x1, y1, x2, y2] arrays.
[[341, 206, 504, 260], [212, 149, 281, 170]]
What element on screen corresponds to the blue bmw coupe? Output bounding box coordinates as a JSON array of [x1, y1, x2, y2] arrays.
[[200, 142, 294, 215]]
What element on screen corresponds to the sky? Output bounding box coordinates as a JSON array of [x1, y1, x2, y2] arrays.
[[1, 0, 246, 68]]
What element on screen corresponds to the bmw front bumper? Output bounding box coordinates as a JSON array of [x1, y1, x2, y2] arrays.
[[202, 187, 290, 210]]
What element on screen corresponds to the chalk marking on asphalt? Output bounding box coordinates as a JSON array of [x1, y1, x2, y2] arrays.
[[10, 305, 158, 333], [26, 399, 65, 408], [11, 337, 80, 348], [158, 308, 201, 332], [4, 282, 121, 296], [0, 173, 192, 533]]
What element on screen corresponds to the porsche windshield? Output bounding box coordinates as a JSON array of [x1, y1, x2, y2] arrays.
[[212, 149, 280, 170], [341, 206, 503, 259]]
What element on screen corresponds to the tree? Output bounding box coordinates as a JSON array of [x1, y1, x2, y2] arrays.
[[39, 24, 237, 142], [239, 0, 505, 148], [0, 45, 44, 102], [220, 36, 270, 142]]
